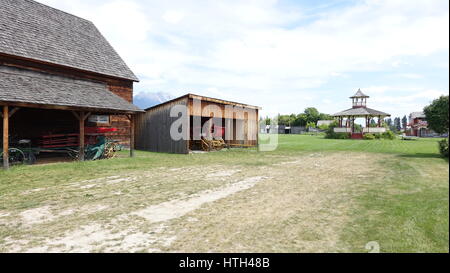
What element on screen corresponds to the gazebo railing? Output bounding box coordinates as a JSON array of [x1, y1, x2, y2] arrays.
[[362, 127, 386, 133], [333, 127, 386, 133], [334, 127, 352, 133]]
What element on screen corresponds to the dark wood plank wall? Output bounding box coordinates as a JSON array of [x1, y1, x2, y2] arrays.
[[135, 97, 189, 154]]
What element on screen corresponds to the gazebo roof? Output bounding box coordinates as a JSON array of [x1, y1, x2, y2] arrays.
[[332, 107, 390, 117], [350, 89, 369, 98]]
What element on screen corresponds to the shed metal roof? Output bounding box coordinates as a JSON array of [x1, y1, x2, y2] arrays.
[[0, 0, 139, 81], [0, 65, 143, 113]]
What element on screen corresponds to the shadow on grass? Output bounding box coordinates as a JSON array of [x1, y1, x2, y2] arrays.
[[397, 153, 447, 160]]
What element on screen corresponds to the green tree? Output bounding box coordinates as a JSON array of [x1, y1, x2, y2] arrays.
[[277, 114, 290, 126], [394, 117, 401, 132], [295, 113, 308, 126], [370, 119, 377, 127], [318, 113, 332, 121], [402, 115, 408, 130], [304, 107, 320, 124], [424, 95, 449, 134], [385, 118, 392, 127]]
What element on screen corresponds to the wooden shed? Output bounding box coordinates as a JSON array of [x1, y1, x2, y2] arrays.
[[135, 94, 260, 154], [0, 0, 143, 168]]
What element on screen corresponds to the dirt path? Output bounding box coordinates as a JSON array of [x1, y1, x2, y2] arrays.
[[0, 152, 381, 253]]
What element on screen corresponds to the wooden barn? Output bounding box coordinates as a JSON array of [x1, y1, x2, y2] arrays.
[[0, 0, 142, 168], [135, 94, 260, 154]]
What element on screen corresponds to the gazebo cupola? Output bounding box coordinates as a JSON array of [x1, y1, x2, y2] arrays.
[[350, 89, 369, 108]]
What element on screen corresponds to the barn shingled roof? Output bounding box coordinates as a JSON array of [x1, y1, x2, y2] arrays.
[[0, 0, 139, 82], [0, 65, 142, 113]]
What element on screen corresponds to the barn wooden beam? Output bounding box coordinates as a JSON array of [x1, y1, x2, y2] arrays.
[[130, 114, 135, 158], [8, 107, 20, 118], [3, 106, 9, 169], [125, 114, 135, 157], [71, 111, 80, 120], [74, 112, 90, 161], [79, 112, 85, 161], [71, 111, 91, 161]]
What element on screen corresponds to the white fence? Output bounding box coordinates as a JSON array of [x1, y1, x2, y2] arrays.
[[333, 127, 352, 133]]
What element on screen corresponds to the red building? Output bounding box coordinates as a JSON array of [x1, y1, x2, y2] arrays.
[[406, 112, 434, 137]]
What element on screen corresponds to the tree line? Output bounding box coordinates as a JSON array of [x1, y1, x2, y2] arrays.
[[262, 107, 332, 127], [384, 116, 408, 133]]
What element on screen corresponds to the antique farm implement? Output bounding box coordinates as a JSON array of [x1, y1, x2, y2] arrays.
[[38, 127, 121, 160], [189, 124, 228, 151], [0, 127, 121, 165], [200, 138, 226, 151]]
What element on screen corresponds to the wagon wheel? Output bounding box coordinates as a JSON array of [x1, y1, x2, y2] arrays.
[[67, 148, 79, 160], [103, 143, 116, 159], [0, 148, 26, 165]]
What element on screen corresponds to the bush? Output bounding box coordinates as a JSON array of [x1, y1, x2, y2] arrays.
[[362, 131, 395, 140], [438, 138, 449, 157], [381, 130, 396, 140], [318, 124, 329, 131], [335, 132, 350, 139], [324, 121, 350, 139]]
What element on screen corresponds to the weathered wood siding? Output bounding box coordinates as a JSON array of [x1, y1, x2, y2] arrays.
[[188, 98, 259, 147], [107, 81, 133, 146], [135, 97, 189, 154]]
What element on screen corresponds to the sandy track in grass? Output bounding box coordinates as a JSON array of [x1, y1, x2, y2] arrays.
[[1, 152, 382, 253], [131, 176, 267, 223], [167, 152, 381, 252], [4, 176, 266, 253]]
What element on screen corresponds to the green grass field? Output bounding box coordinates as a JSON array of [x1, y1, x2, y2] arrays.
[[0, 135, 448, 252]]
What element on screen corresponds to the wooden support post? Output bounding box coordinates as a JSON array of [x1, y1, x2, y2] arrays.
[[130, 114, 135, 158], [3, 106, 9, 169], [256, 110, 259, 151], [351, 116, 355, 133], [75, 111, 90, 161], [79, 112, 85, 161]]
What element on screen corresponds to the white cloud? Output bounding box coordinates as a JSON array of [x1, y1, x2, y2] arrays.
[[36, 0, 449, 116], [162, 10, 185, 24], [394, 73, 424, 79]]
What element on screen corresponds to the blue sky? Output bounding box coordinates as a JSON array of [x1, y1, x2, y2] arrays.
[[39, 0, 449, 118]]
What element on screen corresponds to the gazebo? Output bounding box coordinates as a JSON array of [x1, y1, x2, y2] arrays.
[[332, 89, 390, 139]]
